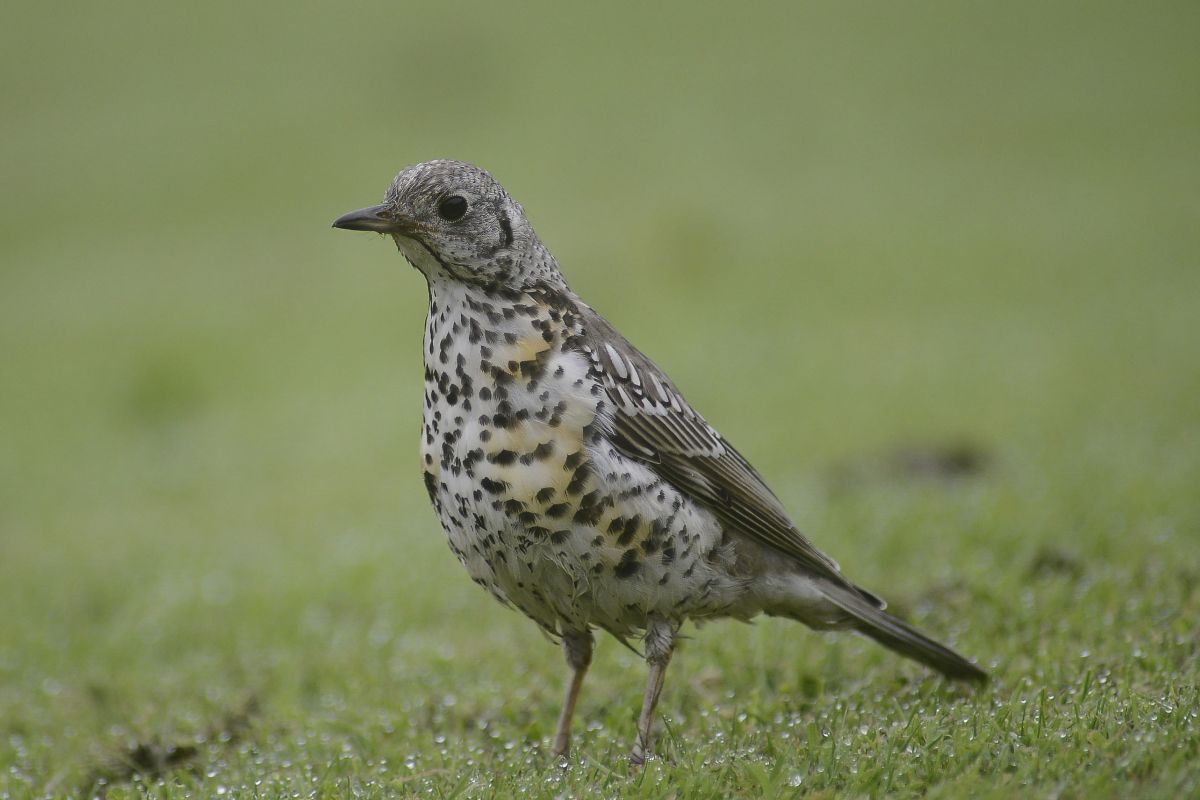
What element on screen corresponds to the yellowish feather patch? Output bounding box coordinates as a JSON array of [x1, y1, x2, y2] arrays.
[[484, 425, 587, 507], [493, 333, 553, 377]]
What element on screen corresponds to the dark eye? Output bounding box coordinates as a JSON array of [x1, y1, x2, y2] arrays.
[[437, 195, 468, 222]]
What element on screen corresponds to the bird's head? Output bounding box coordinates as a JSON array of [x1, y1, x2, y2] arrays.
[[333, 159, 556, 289]]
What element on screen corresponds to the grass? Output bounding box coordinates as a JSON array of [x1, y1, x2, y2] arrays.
[[2, 1, 1199, 797]]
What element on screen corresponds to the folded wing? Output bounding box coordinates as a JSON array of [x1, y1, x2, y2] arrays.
[[574, 304, 871, 598]]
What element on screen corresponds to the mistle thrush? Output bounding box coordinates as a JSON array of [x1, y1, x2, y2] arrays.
[[333, 159, 986, 764]]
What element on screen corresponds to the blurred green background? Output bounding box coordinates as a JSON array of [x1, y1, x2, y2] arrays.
[[2, 1, 1198, 796]]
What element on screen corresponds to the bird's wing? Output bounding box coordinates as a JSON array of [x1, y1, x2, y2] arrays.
[[572, 303, 856, 589]]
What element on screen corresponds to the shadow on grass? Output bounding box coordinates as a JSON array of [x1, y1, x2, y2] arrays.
[[828, 440, 992, 493], [81, 694, 258, 797]]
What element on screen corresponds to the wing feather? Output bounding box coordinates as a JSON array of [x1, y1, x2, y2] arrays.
[[572, 304, 854, 587]]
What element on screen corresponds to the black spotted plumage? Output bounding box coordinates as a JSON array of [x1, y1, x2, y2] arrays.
[[333, 158, 987, 766]]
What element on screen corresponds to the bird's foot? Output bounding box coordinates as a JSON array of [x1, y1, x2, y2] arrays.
[[550, 735, 570, 760]]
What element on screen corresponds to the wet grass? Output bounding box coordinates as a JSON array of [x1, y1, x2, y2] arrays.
[[2, 1, 1199, 797]]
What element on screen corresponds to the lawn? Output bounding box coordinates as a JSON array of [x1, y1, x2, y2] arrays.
[[2, 2, 1198, 797]]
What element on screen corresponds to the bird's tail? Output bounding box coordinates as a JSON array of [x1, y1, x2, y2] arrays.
[[822, 582, 987, 683]]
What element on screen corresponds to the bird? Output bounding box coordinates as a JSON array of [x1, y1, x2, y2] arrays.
[[332, 159, 986, 765]]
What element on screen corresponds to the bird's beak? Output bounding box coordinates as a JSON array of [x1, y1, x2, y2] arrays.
[[331, 203, 414, 234]]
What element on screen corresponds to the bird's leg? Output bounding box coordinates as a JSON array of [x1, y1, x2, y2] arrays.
[[630, 619, 675, 766], [551, 629, 594, 758]]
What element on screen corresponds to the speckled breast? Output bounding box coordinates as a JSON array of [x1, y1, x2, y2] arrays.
[[418, 285, 603, 626], [417, 282, 743, 636]]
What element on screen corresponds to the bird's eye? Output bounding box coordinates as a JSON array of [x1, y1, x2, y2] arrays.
[[437, 195, 468, 222]]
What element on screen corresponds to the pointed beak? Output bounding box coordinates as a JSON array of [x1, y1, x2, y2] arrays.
[[331, 203, 414, 234]]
